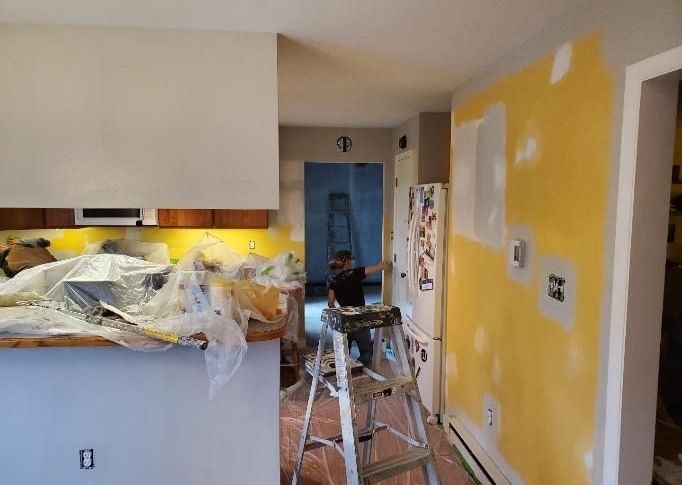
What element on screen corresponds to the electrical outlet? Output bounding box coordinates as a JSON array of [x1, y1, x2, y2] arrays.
[[248, 240, 256, 250], [487, 408, 494, 427], [79, 449, 94, 470]]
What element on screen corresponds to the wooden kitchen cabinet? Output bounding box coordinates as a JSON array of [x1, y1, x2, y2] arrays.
[[0, 208, 46, 230], [157, 209, 214, 228], [45, 209, 76, 228], [213, 210, 268, 229]]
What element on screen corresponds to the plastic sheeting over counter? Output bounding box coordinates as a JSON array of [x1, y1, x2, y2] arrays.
[[0, 233, 305, 398]]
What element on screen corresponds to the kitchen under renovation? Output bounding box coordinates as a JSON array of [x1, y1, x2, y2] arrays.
[[0, 2, 681, 485]]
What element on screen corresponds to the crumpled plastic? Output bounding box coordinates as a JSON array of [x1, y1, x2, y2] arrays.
[[0, 233, 306, 398]]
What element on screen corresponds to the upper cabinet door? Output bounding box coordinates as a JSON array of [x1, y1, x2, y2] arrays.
[[0, 209, 46, 230], [0, 26, 279, 210], [157, 209, 214, 228], [213, 210, 268, 229], [45, 209, 76, 228]]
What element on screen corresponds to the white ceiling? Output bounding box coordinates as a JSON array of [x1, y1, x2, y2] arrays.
[[0, 0, 581, 127]]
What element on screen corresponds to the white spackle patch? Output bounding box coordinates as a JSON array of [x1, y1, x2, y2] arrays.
[[515, 137, 537, 165], [482, 394, 501, 447], [452, 120, 481, 241], [583, 451, 593, 473], [474, 326, 487, 354], [277, 160, 305, 241], [492, 355, 502, 384], [568, 344, 581, 375], [551, 42, 573, 84], [474, 103, 507, 248], [447, 352, 459, 380]]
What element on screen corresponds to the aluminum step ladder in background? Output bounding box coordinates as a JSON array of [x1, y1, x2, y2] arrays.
[[327, 192, 353, 261], [292, 305, 441, 485]]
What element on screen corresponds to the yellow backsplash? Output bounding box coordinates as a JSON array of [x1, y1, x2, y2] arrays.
[[0, 225, 304, 262]]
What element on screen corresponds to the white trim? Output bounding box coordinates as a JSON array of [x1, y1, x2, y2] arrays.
[[604, 44, 682, 485]]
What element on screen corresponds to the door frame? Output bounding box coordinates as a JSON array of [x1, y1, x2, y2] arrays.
[[603, 44, 682, 485]]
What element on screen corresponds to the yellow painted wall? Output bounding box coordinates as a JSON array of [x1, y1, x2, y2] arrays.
[[0, 225, 303, 262], [126, 226, 304, 261], [446, 33, 612, 484]]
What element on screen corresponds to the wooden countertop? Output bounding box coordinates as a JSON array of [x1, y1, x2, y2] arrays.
[[0, 318, 287, 349]]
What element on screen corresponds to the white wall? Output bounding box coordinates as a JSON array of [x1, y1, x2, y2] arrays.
[[0, 340, 280, 485], [0, 25, 279, 209]]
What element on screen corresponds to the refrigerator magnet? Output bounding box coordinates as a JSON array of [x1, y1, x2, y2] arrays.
[[420, 278, 434, 291]]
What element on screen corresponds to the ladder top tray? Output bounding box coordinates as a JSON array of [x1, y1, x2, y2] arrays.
[[322, 304, 402, 333]]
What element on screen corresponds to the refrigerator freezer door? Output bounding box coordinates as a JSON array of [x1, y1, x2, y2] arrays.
[[408, 184, 447, 338], [403, 319, 442, 418]]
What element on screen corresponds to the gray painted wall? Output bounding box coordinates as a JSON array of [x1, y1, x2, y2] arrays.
[[392, 112, 451, 184], [0, 341, 279, 485], [304, 162, 383, 284]]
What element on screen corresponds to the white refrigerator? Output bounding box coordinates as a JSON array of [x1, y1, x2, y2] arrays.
[[398, 183, 447, 421]]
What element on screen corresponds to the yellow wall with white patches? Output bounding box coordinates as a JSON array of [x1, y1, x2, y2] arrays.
[[446, 33, 612, 484]]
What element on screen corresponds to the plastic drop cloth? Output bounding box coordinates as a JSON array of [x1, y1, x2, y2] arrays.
[[0, 254, 247, 398], [279, 357, 473, 485]]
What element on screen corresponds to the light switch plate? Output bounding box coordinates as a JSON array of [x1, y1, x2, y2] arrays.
[[510, 239, 525, 267]]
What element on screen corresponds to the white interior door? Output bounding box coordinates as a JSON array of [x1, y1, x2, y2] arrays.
[[392, 150, 417, 319]]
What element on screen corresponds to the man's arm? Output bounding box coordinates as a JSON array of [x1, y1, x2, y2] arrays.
[[328, 288, 336, 308], [364, 261, 391, 276]]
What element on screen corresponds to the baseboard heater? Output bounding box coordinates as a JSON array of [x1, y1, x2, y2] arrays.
[[444, 414, 512, 485]]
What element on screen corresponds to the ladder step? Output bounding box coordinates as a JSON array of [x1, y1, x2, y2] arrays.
[[353, 375, 415, 402], [362, 447, 433, 483], [304, 424, 388, 452]]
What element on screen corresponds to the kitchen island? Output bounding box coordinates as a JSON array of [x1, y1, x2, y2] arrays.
[[0, 320, 284, 485]]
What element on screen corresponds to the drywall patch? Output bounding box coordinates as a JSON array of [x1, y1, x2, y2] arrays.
[[276, 160, 305, 241], [550, 42, 573, 84], [474, 326, 487, 354], [475, 103, 507, 248], [583, 450, 593, 474], [482, 393, 501, 449], [515, 137, 538, 165], [451, 119, 481, 241], [506, 224, 534, 285], [538, 256, 577, 330]]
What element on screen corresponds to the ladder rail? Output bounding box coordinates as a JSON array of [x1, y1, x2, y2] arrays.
[[333, 329, 363, 483], [292, 321, 329, 485]]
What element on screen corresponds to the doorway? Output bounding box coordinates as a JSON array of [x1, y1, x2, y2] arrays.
[[303, 161, 384, 351], [605, 45, 682, 485]]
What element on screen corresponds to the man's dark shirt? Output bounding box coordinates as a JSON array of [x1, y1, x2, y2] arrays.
[[329, 267, 367, 307]]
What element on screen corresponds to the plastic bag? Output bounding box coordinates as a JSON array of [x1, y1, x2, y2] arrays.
[[253, 251, 305, 290], [175, 233, 241, 278]]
